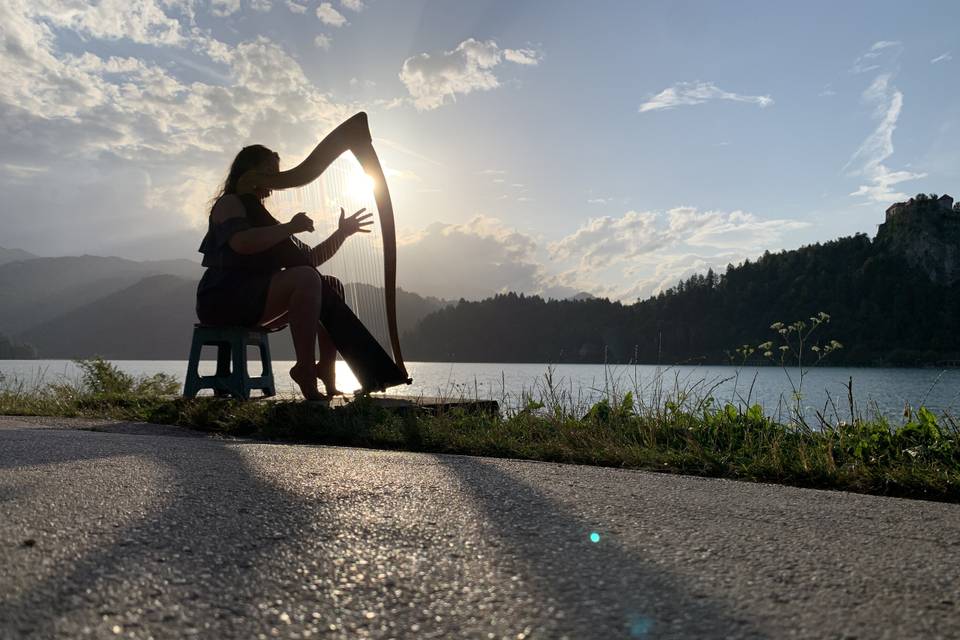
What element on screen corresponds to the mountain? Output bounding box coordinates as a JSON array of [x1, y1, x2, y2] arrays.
[[403, 193, 960, 367], [18, 273, 448, 360], [0, 247, 37, 266], [21, 275, 200, 360], [0, 255, 202, 335]]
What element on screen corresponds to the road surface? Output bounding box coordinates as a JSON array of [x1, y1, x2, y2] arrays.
[[1, 417, 958, 639]]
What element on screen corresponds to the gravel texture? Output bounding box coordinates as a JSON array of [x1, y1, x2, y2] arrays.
[[1, 418, 958, 639]]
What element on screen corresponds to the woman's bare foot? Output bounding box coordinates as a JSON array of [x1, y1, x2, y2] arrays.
[[290, 363, 326, 401], [315, 361, 342, 397]]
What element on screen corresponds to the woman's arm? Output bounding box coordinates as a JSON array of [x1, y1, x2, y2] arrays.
[[309, 228, 346, 267], [235, 112, 372, 195], [213, 195, 313, 255], [307, 207, 373, 267]]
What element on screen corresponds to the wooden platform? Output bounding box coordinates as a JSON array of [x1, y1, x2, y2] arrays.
[[330, 395, 499, 416]]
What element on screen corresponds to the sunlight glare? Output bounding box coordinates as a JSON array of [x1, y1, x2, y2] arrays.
[[347, 171, 376, 201]]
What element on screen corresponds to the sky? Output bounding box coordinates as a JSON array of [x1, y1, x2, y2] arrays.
[[1, 0, 959, 302]]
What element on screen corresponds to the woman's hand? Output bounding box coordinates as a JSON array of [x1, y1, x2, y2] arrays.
[[287, 211, 314, 234], [338, 207, 373, 237]]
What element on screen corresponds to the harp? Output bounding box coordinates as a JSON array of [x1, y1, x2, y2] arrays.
[[238, 112, 411, 393]]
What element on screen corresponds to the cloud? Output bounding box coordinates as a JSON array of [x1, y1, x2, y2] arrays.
[[20, 0, 188, 46], [549, 207, 807, 271], [846, 48, 925, 203], [340, 0, 364, 12], [314, 34, 332, 49], [286, 0, 307, 14], [394, 203, 805, 302], [316, 2, 347, 26], [211, 0, 242, 17], [398, 216, 546, 299], [931, 52, 952, 64], [638, 82, 773, 113], [543, 206, 807, 301], [0, 0, 351, 256], [851, 40, 902, 73], [399, 39, 542, 110], [503, 48, 541, 65], [249, 0, 273, 12]]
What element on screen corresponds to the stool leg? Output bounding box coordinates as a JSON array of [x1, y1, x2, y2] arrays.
[[259, 332, 276, 398], [183, 330, 204, 398], [212, 341, 233, 398], [215, 342, 231, 376], [232, 332, 249, 400]]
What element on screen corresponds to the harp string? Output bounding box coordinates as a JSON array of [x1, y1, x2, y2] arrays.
[[268, 151, 395, 363]]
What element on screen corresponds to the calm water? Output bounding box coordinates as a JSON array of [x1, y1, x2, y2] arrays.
[[2, 359, 960, 421]]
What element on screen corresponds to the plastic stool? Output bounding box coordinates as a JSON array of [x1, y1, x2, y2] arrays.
[[183, 324, 276, 400]]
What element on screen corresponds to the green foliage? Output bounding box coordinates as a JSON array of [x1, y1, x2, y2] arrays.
[[403, 230, 960, 366], [1, 362, 959, 502], [73, 357, 180, 397]]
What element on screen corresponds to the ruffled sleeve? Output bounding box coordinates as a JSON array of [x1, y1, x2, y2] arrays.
[[198, 216, 252, 255]]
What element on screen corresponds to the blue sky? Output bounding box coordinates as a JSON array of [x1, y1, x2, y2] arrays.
[[1, 0, 958, 300]]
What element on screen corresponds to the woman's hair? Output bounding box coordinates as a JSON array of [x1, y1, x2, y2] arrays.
[[209, 144, 279, 214]]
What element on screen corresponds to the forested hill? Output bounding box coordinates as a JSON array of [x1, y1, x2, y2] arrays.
[[404, 194, 960, 366]]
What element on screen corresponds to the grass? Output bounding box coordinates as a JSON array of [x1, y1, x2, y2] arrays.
[[2, 358, 959, 503]]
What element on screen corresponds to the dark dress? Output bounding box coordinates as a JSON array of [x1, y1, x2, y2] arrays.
[[196, 193, 312, 327]]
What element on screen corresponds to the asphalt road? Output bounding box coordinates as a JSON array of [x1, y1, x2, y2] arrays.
[[1, 417, 958, 640]]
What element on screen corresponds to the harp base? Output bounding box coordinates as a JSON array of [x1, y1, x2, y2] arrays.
[[320, 280, 410, 393]]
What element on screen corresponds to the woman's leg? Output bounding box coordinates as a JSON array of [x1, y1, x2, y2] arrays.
[[315, 274, 345, 395], [259, 266, 324, 400], [315, 325, 340, 395]]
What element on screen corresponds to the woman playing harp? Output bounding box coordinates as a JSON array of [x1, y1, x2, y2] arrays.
[[196, 144, 372, 401]]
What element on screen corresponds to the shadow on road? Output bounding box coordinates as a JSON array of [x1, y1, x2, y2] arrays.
[[0, 427, 330, 637], [435, 454, 765, 639]]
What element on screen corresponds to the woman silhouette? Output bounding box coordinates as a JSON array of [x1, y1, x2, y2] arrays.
[[196, 144, 372, 401]]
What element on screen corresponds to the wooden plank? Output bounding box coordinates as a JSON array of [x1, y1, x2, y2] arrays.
[[331, 395, 499, 416]]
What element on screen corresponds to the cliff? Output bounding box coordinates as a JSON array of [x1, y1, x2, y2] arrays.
[[876, 193, 960, 285]]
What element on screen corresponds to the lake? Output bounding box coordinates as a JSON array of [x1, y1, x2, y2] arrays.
[[2, 359, 959, 422]]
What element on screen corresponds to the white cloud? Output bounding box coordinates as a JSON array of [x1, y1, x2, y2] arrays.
[[249, 0, 272, 12], [316, 2, 347, 26], [0, 0, 350, 251], [399, 216, 546, 299], [340, 0, 364, 12], [503, 48, 541, 65], [931, 52, 952, 64], [394, 203, 803, 302], [638, 82, 773, 113], [846, 48, 925, 203], [851, 40, 902, 73], [211, 0, 242, 17], [285, 0, 307, 14], [399, 39, 542, 110], [24, 0, 188, 46], [314, 34, 332, 49], [550, 211, 667, 269], [543, 206, 807, 301], [550, 208, 806, 271]]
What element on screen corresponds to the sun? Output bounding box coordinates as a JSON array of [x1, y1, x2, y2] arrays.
[[346, 171, 376, 201]]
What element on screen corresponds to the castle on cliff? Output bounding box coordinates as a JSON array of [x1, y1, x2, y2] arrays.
[[876, 193, 960, 285], [884, 193, 955, 223]]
